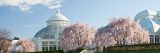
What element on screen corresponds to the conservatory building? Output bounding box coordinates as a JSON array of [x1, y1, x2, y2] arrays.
[[33, 9, 70, 51], [134, 10, 160, 43]]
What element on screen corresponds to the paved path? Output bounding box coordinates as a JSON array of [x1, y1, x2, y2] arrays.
[[80, 49, 96, 53]]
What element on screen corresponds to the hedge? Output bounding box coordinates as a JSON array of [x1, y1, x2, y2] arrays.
[[29, 43, 160, 53], [28, 50, 64, 53], [95, 43, 160, 53], [28, 48, 84, 53], [106, 43, 160, 51]]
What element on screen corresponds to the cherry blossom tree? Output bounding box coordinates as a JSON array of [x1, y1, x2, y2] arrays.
[[60, 23, 96, 52], [0, 29, 12, 53], [16, 39, 34, 52], [0, 29, 34, 53], [0, 38, 12, 53], [94, 17, 150, 50], [93, 27, 117, 51]]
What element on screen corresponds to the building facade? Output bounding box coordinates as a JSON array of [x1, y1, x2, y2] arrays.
[[134, 10, 160, 43], [32, 9, 160, 51], [33, 9, 70, 51]]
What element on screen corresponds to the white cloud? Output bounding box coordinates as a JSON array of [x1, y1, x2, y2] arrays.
[[0, 0, 62, 12]]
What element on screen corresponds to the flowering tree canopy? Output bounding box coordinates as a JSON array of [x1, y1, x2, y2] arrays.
[[0, 29, 12, 53], [60, 23, 96, 52], [16, 39, 35, 52], [94, 17, 150, 49], [0, 38, 12, 53], [93, 27, 117, 50]]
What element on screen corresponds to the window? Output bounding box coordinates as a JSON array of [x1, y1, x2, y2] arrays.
[[42, 41, 48, 51], [155, 35, 160, 43], [150, 35, 154, 43], [49, 41, 56, 51], [42, 41, 58, 51]]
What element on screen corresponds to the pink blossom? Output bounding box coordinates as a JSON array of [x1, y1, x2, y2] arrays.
[[16, 39, 34, 52], [60, 23, 96, 52], [94, 17, 150, 49]]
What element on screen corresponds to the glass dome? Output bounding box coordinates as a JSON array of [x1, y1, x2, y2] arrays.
[[33, 9, 70, 51], [34, 9, 70, 39], [134, 10, 160, 43], [139, 19, 154, 33], [34, 25, 65, 39], [134, 10, 160, 33]]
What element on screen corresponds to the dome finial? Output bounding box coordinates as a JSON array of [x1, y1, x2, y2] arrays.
[[56, 8, 60, 14]]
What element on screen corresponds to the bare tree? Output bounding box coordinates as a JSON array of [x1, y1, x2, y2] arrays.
[[60, 23, 96, 52], [0, 29, 11, 39]]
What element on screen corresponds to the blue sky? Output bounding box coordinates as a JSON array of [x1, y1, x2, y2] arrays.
[[0, 0, 160, 39]]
